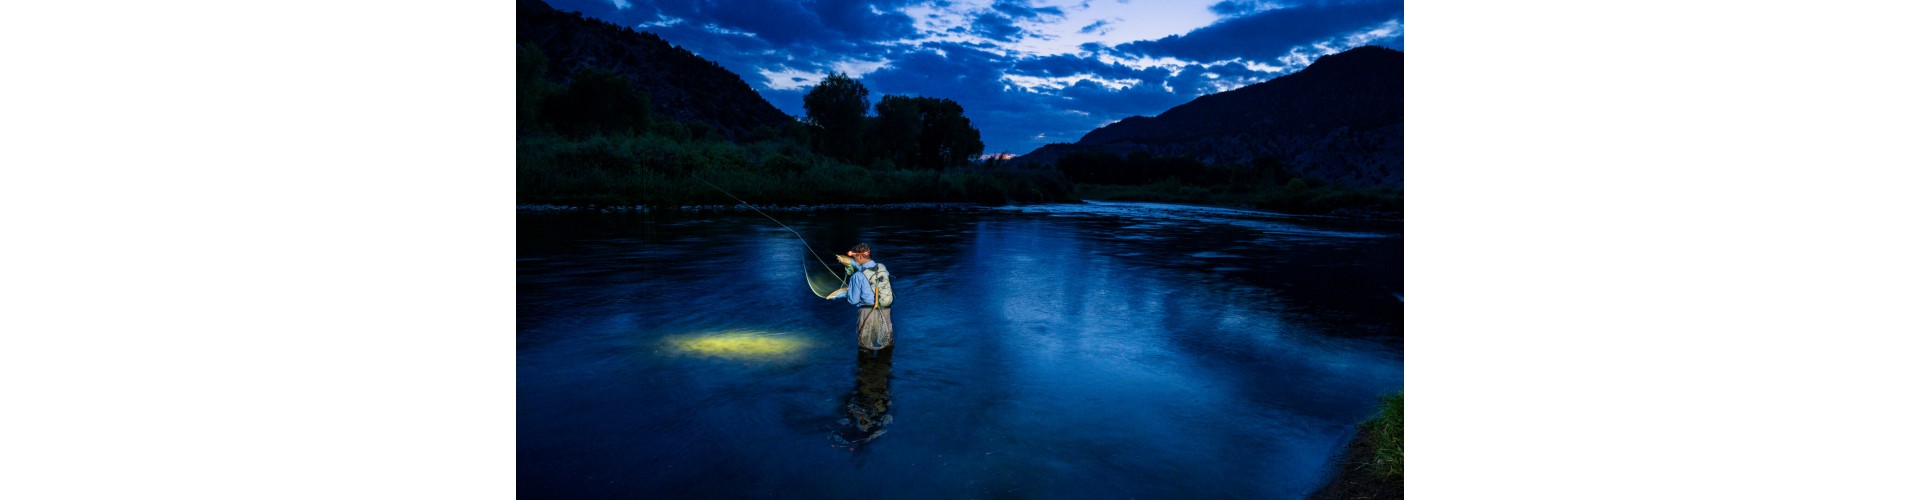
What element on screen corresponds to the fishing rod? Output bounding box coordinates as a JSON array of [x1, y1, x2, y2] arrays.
[[690, 175, 845, 281], [692, 175, 886, 350]]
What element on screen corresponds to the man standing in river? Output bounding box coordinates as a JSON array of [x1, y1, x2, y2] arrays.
[[826, 243, 893, 351]]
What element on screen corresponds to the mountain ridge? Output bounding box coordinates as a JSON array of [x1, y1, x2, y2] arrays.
[[1012, 46, 1403, 188]]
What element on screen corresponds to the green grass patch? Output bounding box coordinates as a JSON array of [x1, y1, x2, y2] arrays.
[[1356, 391, 1404, 482]]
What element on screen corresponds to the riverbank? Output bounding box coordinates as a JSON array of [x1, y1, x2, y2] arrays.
[[518, 133, 1075, 208], [517, 200, 1405, 228], [516, 202, 988, 214], [1312, 392, 1404, 499], [1073, 181, 1401, 216]]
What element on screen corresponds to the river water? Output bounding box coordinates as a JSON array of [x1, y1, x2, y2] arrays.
[[518, 201, 1403, 498]]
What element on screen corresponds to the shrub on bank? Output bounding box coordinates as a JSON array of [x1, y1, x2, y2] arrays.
[[1358, 392, 1404, 482], [518, 132, 1074, 207], [516, 45, 1064, 208]]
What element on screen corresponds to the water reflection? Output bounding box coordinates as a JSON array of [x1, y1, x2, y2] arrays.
[[831, 346, 894, 450]]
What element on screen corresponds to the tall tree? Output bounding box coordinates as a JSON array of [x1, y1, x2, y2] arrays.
[[871, 95, 924, 167], [872, 96, 984, 169], [802, 73, 869, 161], [917, 97, 984, 169]]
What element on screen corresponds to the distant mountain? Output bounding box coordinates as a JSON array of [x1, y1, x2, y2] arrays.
[[517, 0, 792, 139], [1012, 46, 1403, 188]]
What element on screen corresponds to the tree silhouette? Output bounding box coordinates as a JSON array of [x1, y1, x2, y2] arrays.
[[870, 95, 984, 169], [870, 96, 923, 167], [802, 73, 869, 161]]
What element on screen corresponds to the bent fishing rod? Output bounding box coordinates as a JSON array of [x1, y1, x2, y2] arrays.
[[692, 175, 888, 348], [690, 175, 845, 282]]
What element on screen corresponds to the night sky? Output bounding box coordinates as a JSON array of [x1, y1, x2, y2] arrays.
[[542, 0, 1404, 156]]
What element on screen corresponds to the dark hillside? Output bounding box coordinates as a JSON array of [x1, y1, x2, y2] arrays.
[[1014, 46, 1402, 188], [517, 0, 792, 140]]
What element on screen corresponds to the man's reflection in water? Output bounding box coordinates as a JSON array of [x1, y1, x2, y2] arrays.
[[832, 346, 893, 450]]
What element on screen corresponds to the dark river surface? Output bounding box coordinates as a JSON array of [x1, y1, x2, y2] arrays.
[[518, 201, 1403, 498]]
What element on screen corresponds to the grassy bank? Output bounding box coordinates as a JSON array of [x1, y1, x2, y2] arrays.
[[1073, 178, 1401, 215], [517, 44, 1073, 208], [1312, 392, 1404, 499], [1359, 392, 1405, 480], [517, 133, 1074, 207]]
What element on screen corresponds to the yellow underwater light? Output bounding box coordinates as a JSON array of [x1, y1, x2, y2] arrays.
[[664, 330, 811, 360]]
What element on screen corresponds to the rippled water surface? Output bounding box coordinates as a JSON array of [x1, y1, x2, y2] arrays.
[[519, 201, 1403, 498]]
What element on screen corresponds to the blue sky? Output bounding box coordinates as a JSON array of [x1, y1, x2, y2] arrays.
[[543, 0, 1403, 155]]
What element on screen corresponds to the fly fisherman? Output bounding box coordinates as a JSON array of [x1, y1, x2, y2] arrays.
[[826, 244, 894, 351]]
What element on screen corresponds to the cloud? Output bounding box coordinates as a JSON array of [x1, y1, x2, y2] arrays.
[[992, 0, 1065, 20], [1206, 0, 1285, 17], [864, 42, 1010, 103], [858, 44, 1062, 151], [758, 67, 828, 90], [1008, 53, 1123, 78], [1057, 72, 1186, 111], [531, 0, 1405, 155], [636, 13, 684, 27], [700, 23, 755, 37], [830, 57, 892, 78], [691, 0, 904, 46], [1003, 73, 1139, 91], [1077, 19, 1114, 35], [970, 12, 1024, 41], [1113, 1, 1403, 63]]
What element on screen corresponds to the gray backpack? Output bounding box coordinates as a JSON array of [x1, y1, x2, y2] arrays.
[[861, 263, 894, 309]]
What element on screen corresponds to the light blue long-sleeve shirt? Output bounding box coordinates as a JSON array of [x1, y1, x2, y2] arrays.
[[827, 260, 878, 307]]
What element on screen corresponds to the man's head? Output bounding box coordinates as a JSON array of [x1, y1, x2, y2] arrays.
[[848, 243, 872, 263]]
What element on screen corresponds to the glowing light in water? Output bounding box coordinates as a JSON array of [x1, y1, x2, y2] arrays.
[[664, 330, 810, 360]]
